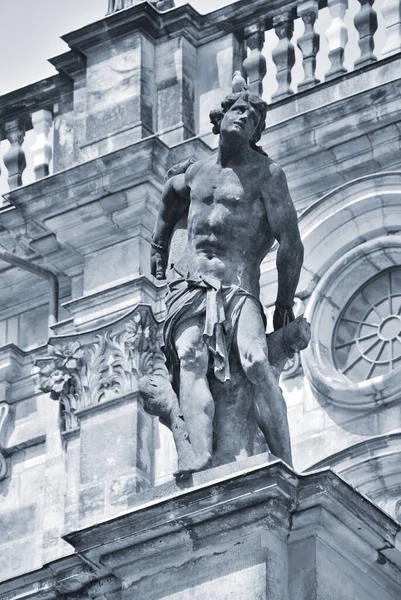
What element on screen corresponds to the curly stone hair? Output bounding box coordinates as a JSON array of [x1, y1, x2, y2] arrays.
[[209, 91, 268, 155]]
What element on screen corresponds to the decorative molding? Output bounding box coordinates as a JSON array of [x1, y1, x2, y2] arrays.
[[37, 304, 167, 432]]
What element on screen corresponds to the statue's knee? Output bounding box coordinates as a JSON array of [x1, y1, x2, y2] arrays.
[[242, 347, 271, 380]]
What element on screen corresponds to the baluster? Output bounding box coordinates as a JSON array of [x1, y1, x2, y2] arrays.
[[272, 11, 295, 101], [382, 0, 401, 57], [354, 0, 378, 67], [325, 0, 348, 80], [3, 119, 26, 190], [297, 0, 320, 90], [31, 109, 53, 179], [243, 22, 267, 97]]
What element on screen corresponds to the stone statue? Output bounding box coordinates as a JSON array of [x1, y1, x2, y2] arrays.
[[107, 0, 174, 13], [140, 73, 309, 478]]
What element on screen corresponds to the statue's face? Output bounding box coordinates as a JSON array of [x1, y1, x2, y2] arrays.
[[220, 98, 260, 144]]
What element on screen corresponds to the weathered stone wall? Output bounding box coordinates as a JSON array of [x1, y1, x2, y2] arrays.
[[1, 0, 401, 590]]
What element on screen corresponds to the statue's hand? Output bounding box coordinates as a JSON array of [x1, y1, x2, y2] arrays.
[[273, 304, 295, 331], [151, 244, 168, 280]]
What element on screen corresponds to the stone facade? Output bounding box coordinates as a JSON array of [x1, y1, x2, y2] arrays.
[[1, 0, 401, 596]]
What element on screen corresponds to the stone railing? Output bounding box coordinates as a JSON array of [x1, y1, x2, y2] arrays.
[[0, 77, 66, 196], [0, 0, 400, 196]]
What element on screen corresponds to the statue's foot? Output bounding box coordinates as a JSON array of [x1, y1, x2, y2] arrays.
[[174, 453, 212, 480]]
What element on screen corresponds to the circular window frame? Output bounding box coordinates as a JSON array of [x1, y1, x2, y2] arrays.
[[303, 236, 401, 409], [333, 267, 401, 382]]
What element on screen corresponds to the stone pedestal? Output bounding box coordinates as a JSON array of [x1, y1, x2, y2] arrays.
[[64, 458, 401, 600]]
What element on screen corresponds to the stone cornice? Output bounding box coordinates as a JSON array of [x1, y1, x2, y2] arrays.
[[2, 136, 211, 222], [0, 76, 72, 129], [59, 0, 301, 54], [1, 460, 400, 597], [48, 49, 87, 80], [59, 275, 166, 330], [63, 461, 400, 566], [63, 459, 296, 561]]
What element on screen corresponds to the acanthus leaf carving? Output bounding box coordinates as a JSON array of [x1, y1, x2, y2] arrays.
[[37, 306, 168, 432]]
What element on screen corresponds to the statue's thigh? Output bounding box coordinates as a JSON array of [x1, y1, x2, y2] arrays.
[[174, 316, 208, 367], [235, 298, 268, 360]]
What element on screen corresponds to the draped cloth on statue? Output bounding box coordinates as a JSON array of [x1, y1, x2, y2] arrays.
[[163, 270, 266, 390]]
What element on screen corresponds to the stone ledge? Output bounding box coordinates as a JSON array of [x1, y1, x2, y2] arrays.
[[1, 459, 401, 599], [60, 275, 166, 331], [61, 460, 401, 599]]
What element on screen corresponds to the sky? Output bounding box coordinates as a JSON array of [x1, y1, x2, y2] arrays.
[[0, 0, 237, 96]]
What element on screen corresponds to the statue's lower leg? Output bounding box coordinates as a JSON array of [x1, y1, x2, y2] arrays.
[[178, 369, 214, 474], [138, 374, 195, 477], [253, 383, 293, 467]]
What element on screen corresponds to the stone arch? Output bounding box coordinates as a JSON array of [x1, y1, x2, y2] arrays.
[[298, 171, 401, 297], [307, 433, 401, 520], [298, 172, 401, 408]]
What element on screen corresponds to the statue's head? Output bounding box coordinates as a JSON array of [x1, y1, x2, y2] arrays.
[[209, 73, 268, 152]]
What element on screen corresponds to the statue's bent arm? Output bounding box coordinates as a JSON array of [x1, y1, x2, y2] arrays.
[[264, 162, 304, 321], [151, 173, 191, 279]]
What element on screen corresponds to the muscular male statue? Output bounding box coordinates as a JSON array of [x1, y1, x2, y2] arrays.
[[151, 79, 303, 473]]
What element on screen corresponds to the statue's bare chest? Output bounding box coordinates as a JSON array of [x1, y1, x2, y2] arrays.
[[190, 167, 257, 212]]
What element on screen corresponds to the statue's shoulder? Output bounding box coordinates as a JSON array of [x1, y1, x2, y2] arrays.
[[251, 152, 275, 175], [165, 156, 205, 183], [264, 159, 286, 181]]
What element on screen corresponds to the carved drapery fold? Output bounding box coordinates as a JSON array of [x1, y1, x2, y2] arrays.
[[243, 22, 267, 97], [297, 0, 320, 90], [37, 305, 167, 432], [272, 11, 295, 100], [3, 118, 26, 190], [354, 0, 378, 68]]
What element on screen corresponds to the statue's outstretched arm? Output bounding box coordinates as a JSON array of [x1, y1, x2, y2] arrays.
[[264, 163, 304, 331], [151, 173, 190, 280]]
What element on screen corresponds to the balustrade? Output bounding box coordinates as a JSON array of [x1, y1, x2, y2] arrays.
[[1, 0, 401, 198], [0, 109, 54, 196]]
